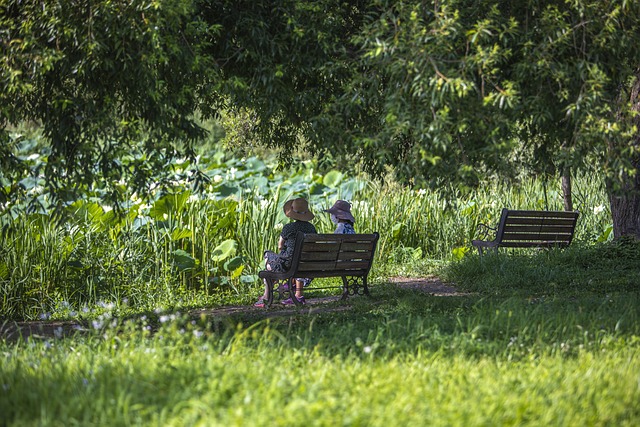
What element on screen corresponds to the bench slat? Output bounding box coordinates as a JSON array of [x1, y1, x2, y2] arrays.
[[502, 231, 573, 239], [299, 251, 338, 261], [296, 260, 370, 275], [297, 261, 339, 271], [338, 251, 374, 261], [336, 260, 372, 269], [503, 225, 576, 233], [301, 242, 341, 252], [500, 241, 570, 248], [502, 238, 572, 244], [292, 269, 368, 278], [302, 234, 378, 242], [505, 218, 577, 227], [341, 242, 376, 251], [506, 210, 579, 219]]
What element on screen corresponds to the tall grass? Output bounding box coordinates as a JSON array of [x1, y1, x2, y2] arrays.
[[0, 169, 612, 320]]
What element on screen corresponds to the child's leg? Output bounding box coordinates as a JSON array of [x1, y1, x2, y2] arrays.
[[294, 279, 304, 298]]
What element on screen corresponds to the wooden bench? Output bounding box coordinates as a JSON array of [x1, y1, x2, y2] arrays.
[[258, 232, 380, 308], [472, 209, 579, 255]]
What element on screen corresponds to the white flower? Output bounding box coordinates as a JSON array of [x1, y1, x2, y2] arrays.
[[593, 205, 605, 215], [213, 175, 223, 183]]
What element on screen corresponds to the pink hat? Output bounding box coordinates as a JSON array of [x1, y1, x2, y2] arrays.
[[323, 200, 355, 223]]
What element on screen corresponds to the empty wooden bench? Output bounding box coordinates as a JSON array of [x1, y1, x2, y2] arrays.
[[258, 232, 380, 308], [472, 209, 579, 255]]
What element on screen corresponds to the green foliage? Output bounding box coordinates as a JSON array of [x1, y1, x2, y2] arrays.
[[3, 1, 640, 205], [1, 0, 218, 207], [0, 137, 614, 320]]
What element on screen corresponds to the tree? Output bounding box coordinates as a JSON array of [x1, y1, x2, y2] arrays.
[[1, 0, 219, 209], [307, 0, 640, 238], [1, 0, 366, 209], [2, 0, 640, 238]]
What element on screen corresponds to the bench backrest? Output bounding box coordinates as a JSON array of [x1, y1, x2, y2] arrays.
[[496, 209, 579, 248], [288, 232, 380, 278]]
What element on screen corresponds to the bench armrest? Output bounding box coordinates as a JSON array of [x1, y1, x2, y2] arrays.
[[475, 223, 497, 241]]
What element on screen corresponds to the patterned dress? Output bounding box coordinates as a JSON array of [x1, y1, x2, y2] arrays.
[[264, 220, 317, 280], [334, 222, 355, 234]]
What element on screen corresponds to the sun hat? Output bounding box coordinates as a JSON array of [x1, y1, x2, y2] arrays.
[[283, 198, 315, 221], [323, 200, 355, 223]]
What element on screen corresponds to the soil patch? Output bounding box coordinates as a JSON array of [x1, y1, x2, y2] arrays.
[[389, 275, 471, 296]]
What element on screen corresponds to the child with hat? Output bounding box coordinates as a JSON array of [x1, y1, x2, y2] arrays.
[[255, 197, 316, 307], [324, 200, 356, 234]]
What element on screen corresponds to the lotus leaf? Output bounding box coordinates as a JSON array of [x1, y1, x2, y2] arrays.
[[211, 239, 236, 262], [172, 249, 196, 271], [323, 170, 343, 188]]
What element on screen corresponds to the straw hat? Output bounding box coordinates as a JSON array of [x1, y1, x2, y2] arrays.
[[283, 198, 315, 221], [323, 200, 355, 223]]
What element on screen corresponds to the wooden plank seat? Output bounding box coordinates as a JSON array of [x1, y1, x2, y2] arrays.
[[472, 209, 579, 255], [258, 232, 380, 308]]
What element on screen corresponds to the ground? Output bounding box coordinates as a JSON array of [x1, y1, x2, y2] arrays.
[[0, 276, 462, 341]]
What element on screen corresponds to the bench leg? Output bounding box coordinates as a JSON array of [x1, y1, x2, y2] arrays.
[[275, 279, 293, 300], [341, 276, 369, 299], [264, 278, 275, 308]]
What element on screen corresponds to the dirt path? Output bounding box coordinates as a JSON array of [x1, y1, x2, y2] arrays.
[[1, 276, 462, 341]]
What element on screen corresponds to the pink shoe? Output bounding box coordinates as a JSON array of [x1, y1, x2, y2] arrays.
[[254, 298, 266, 308], [281, 296, 306, 305]]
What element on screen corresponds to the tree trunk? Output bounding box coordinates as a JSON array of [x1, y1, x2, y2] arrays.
[[607, 159, 640, 239], [608, 70, 640, 240], [561, 173, 573, 211]]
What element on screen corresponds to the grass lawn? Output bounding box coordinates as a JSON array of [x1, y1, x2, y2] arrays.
[[1, 243, 639, 426]]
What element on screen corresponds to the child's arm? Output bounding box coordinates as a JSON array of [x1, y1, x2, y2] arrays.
[[277, 236, 285, 251]]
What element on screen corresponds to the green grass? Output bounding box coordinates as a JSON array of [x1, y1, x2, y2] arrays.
[[1, 291, 638, 426], [2, 241, 639, 426], [443, 239, 640, 297]]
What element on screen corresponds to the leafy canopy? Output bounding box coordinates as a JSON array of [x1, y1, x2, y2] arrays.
[[2, 0, 640, 207]]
